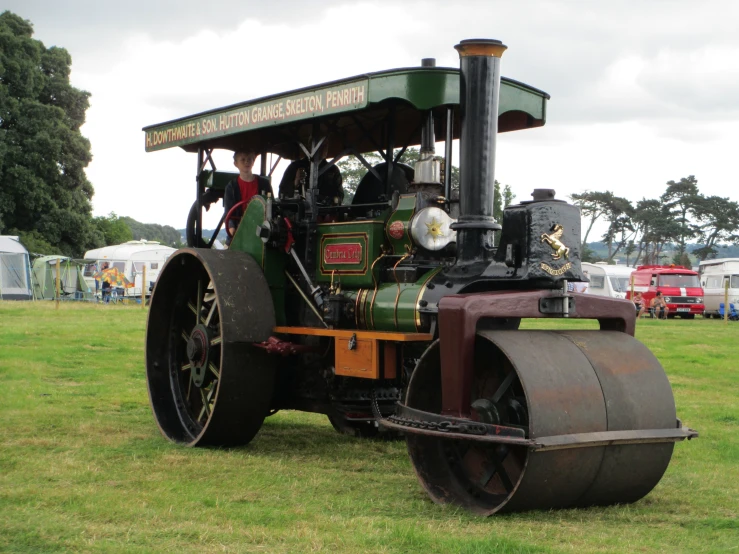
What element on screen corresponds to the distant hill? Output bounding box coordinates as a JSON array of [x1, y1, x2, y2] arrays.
[[707, 244, 739, 257], [585, 241, 739, 265], [176, 228, 228, 245], [121, 217, 183, 248]]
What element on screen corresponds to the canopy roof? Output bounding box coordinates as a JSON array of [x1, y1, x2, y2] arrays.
[[582, 263, 636, 277], [34, 255, 72, 265], [33, 255, 89, 267], [142, 66, 549, 160]]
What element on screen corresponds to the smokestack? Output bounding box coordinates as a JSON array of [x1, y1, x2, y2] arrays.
[[452, 39, 507, 267]]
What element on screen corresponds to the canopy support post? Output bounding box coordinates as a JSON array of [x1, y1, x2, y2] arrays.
[[195, 147, 204, 244], [445, 107, 454, 200]]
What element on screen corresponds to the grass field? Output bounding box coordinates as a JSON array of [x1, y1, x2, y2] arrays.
[[0, 301, 737, 553]]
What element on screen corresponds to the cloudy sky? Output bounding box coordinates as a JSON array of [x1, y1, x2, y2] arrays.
[[5, 0, 738, 234]]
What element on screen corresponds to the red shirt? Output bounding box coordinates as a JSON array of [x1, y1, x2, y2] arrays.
[[238, 176, 259, 205]]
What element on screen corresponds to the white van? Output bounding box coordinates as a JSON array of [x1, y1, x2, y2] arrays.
[[699, 258, 739, 317], [580, 262, 636, 299]]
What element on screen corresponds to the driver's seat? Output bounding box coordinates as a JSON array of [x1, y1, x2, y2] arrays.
[[351, 162, 414, 205]]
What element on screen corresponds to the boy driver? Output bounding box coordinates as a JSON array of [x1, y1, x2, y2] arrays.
[[223, 150, 273, 245]]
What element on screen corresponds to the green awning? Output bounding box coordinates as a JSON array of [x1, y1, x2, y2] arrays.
[[142, 67, 548, 159]]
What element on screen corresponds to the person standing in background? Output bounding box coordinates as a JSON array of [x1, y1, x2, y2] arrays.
[[100, 262, 111, 304]]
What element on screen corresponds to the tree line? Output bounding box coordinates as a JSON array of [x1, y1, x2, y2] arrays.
[[573, 175, 739, 266], [0, 11, 102, 257]]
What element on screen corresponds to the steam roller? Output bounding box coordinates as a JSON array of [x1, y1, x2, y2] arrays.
[[141, 35, 696, 516]]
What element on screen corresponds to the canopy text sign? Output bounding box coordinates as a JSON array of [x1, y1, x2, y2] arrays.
[[144, 80, 369, 152]]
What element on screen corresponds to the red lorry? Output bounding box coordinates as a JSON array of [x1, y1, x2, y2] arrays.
[[628, 264, 705, 319]]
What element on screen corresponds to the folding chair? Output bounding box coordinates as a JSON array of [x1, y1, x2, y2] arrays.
[[719, 303, 739, 321]]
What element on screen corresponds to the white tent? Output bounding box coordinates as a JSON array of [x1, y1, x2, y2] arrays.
[[84, 240, 177, 297], [0, 236, 33, 300]]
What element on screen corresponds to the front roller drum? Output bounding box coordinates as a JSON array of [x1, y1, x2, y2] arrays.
[[146, 248, 276, 447], [405, 330, 682, 515]]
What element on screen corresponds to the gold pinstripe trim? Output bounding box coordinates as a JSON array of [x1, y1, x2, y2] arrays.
[[318, 220, 384, 226], [414, 267, 443, 331]]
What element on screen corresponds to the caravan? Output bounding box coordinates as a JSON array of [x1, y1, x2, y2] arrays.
[[84, 240, 176, 299], [580, 262, 635, 299], [0, 236, 33, 300], [699, 258, 739, 318]]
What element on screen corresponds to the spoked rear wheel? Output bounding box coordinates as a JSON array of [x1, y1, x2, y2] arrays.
[[146, 249, 276, 446], [174, 277, 220, 435]]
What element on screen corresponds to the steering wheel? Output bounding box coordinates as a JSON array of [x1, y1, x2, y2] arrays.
[[185, 188, 223, 248], [225, 199, 248, 239]]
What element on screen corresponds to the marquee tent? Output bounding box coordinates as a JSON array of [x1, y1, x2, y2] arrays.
[[0, 236, 33, 301], [31, 256, 92, 300]]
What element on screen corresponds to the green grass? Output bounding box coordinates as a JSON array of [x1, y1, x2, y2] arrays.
[[0, 302, 736, 553]]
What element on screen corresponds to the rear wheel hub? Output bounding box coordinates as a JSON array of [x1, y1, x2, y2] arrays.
[[187, 324, 210, 387]]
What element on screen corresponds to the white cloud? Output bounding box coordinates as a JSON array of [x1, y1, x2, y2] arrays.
[[639, 46, 739, 115], [498, 119, 737, 208], [77, 3, 426, 228], [41, 0, 737, 233]]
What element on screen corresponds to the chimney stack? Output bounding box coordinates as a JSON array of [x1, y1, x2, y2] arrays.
[[452, 39, 507, 267]]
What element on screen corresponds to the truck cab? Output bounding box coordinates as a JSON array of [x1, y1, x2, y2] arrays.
[[628, 264, 704, 319]]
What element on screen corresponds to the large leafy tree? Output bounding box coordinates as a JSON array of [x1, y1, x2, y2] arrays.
[[602, 212, 635, 262], [630, 199, 681, 266], [0, 11, 103, 256], [691, 195, 739, 261], [660, 175, 701, 262], [94, 212, 133, 245], [598, 196, 634, 262], [571, 191, 618, 246], [572, 190, 635, 262]]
